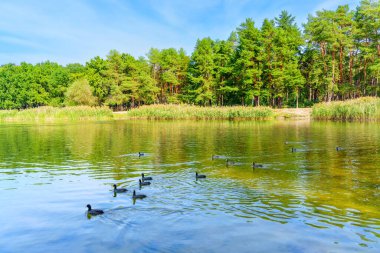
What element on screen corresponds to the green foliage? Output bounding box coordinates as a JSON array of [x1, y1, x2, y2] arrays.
[[147, 47, 189, 103], [0, 106, 113, 122], [123, 104, 274, 120], [65, 79, 97, 106], [0, 1, 378, 110], [187, 38, 216, 105], [312, 97, 380, 120], [234, 18, 263, 106]]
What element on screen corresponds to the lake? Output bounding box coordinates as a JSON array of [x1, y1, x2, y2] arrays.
[[0, 120, 379, 253]]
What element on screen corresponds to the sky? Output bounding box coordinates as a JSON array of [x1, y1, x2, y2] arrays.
[[0, 0, 361, 65]]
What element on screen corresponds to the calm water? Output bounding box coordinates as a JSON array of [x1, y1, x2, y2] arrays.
[[0, 120, 379, 253]]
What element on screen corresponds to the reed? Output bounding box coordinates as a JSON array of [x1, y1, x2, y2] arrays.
[[122, 104, 274, 120], [0, 106, 113, 122], [312, 97, 380, 121]]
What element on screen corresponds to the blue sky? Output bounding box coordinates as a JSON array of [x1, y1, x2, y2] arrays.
[[0, 0, 360, 65]]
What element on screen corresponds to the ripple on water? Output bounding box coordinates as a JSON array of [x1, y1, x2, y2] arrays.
[[1, 121, 380, 253]]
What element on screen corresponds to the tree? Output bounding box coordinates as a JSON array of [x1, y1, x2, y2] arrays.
[[147, 47, 189, 103], [0, 1, 378, 110], [234, 18, 263, 106], [65, 79, 97, 106], [187, 38, 216, 105], [86, 56, 111, 105], [354, 0, 380, 96], [213, 37, 236, 105]]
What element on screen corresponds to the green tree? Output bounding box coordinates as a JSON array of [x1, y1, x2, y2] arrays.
[[86, 56, 111, 105], [187, 38, 216, 105], [213, 36, 236, 105], [65, 79, 97, 106], [234, 18, 263, 106]]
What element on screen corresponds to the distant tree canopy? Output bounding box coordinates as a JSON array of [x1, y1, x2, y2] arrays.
[[0, 0, 379, 110]]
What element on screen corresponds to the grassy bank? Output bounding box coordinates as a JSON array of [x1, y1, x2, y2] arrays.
[[312, 97, 380, 121], [117, 104, 274, 120], [0, 106, 113, 122], [3, 99, 379, 122]]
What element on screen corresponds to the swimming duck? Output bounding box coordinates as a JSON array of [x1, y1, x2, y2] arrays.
[[196, 172, 206, 179], [336, 146, 343, 151], [138, 152, 145, 157], [212, 155, 223, 160], [291, 147, 297, 153], [113, 184, 128, 193], [226, 159, 235, 166], [86, 204, 104, 215], [141, 173, 152, 181], [252, 162, 263, 168], [139, 179, 151, 186], [132, 190, 146, 199]]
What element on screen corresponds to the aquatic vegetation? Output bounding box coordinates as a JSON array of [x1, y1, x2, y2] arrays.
[[312, 97, 380, 121], [121, 104, 274, 120], [0, 106, 113, 122]]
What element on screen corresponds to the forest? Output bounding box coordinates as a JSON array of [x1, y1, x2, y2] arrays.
[[0, 0, 379, 110]]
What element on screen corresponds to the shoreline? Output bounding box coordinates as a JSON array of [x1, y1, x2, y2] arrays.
[[273, 108, 311, 120], [114, 108, 312, 120], [1, 97, 379, 122]]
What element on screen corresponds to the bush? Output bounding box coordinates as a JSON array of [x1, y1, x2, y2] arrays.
[[123, 104, 274, 120], [312, 97, 380, 121]]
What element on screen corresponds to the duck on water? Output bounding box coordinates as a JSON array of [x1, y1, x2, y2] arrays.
[[86, 204, 104, 216], [196, 172, 206, 179], [141, 173, 152, 181], [113, 184, 128, 193], [133, 190, 147, 199], [139, 179, 151, 186]]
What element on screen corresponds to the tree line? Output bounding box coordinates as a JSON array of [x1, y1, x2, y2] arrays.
[[0, 0, 378, 110]]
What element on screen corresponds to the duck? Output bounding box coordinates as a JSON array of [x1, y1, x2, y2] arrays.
[[291, 147, 297, 153], [138, 152, 145, 157], [252, 162, 263, 168], [141, 173, 152, 181], [226, 159, 235, 166], [132, 190, 146, 199], [212, 155, 223, 160], [113, 184, 128, 193], [336, 146, 343, 151], [139, 179, 151, 186], [86, 204, 104, 215], [196, 172, 206, 179]]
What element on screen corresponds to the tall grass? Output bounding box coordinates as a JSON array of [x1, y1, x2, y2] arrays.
[[312, 97, 380, 121], [0, 106, 113, 122], [122, 104, 274, 120]]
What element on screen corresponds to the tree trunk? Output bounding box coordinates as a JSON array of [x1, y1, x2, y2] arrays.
[[339, 46, 344, 85], [349, 50, 354, 86], [363, 60, 367, 95], [160, 86, 164, 103], [131, 97, 135, 108], [309, 85, 312, 101]]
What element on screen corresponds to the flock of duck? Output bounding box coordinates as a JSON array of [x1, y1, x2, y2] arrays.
[[86, 171, 206, 216], [86, 146, 344, 216]]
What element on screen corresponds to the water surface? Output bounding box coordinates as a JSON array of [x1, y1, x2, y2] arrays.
[[0, 120, 379, 252]]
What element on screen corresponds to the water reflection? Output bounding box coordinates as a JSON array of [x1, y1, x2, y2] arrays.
[[0, 120, 379, 252]]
